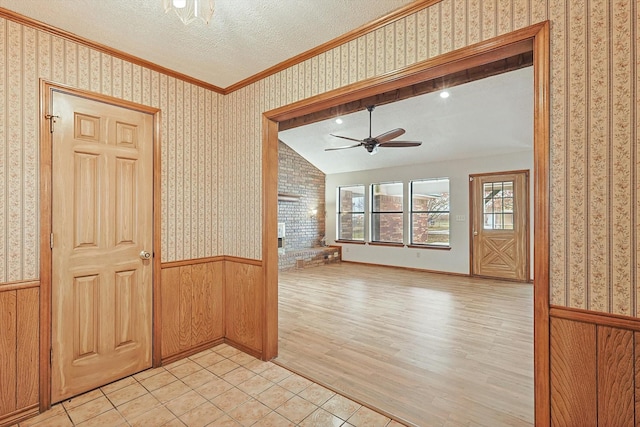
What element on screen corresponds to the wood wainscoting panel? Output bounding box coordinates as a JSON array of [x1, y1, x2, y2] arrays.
[[0, 286, 39, 420], [179, 266, 193, 350], [224, 261, 263, 355], [0, 291, 17, 416], [16, 288, 39, 409], [190, 263, 221, 346], [161, 267, 181, 358], [636, 332, 640, 423], [550, 317, 597, 427], [597, 326, 634, 426], [160, 260, 224, 360], [549, 307, 640, 427]]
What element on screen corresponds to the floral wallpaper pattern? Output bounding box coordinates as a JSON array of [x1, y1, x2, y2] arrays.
[[0, 17, 223, 281], [0, 0, 638, 317], [222, 0, 639, 317]]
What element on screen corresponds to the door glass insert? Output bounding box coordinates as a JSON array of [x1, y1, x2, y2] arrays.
[[483, 181, 514, 230]]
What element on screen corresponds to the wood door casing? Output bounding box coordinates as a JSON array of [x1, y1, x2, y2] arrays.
[[470, 170, 529, 282], [50, 90, 154, 402]]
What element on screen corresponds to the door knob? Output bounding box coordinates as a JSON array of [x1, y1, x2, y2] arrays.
[[473, 231, 478, 236], [139, 250, 151, 260]]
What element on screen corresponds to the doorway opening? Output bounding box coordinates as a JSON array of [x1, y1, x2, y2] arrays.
[[263, 22, 550, 424]]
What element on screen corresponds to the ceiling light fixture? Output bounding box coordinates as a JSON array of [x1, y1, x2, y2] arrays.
[[440, 91, 450, 99], [164, 0, 215, 25], [335, 118, 343, 124]]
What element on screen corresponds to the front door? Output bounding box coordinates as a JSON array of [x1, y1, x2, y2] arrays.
[[51, 90, 154, 402], [470, 170, 529, 281]]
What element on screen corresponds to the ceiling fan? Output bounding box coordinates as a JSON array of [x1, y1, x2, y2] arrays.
[[325, 105, 422, 155]]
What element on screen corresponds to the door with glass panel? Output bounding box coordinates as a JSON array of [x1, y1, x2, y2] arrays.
[[470, 171, 529, 281]]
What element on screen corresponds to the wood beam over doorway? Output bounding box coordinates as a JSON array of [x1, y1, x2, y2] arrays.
[[278, 51, 534, 132]]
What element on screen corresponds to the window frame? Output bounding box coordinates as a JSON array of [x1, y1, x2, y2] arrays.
[[482, 180, 515, 230], [336, 184, 366, 242], [409, 178, 451, 248], [370, 181, 404, 244]]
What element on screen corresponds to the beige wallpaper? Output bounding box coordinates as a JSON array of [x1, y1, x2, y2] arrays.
[[0, 17, 223, 282], [223, 0, 640, 316], [1, 0, 639, 317]]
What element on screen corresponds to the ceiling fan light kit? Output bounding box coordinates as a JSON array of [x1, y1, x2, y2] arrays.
[[326, 105, 422, 155], [164, 0, 215, 25]]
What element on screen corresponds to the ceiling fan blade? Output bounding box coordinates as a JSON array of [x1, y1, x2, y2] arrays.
[[325, 143, 363, 151], [330, 134, 365, 143], [377, 141, 423, 148], [373, 128, 405, 143]]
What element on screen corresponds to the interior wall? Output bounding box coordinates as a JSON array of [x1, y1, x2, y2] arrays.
[[0, 0, 638, 316], [278, 141, 325, 251], [0, 17, 223, 283], [226, 0, 639, 317], [325, 150, 533, 274]]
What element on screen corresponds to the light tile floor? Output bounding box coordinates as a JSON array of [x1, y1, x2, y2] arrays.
[[17, 344, 406, 427]]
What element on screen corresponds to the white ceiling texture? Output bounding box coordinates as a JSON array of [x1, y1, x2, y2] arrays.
[[0, 1, 533, 173], [0, 0, 413, 88]]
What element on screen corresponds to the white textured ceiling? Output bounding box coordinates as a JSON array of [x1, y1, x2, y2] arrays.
[[0, 0, 414, 88], [279, 66, 534, 175]]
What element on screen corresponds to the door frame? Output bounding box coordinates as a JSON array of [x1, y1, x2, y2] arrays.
[[39, 81, 163, 411], [262, 22, 550, 424], [469, 169, 530, 282]]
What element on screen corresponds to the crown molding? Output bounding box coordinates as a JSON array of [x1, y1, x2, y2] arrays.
[[223, 0, 439, 94], [0, 7, 226, 94], [0, 1, 438, 96]]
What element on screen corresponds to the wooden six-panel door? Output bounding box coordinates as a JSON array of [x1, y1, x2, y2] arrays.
[[50, 90, 154, 402], [470, 171, 529, 282]]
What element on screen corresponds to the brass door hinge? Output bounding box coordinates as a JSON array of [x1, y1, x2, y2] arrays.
[[45, 114, 60, 133]]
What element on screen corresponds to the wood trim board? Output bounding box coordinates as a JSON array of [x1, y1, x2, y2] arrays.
[[161, 256, 226, 269], [551, 305, 640, 332], [342, 260, 470, 277], [0, 280, 39, 292], [152, 108, 164, 367], [531, 22, 551, 426], [0, 404, 39, 427], [261, 117, 279, 361]]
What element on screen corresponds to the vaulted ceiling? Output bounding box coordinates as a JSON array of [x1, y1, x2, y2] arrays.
[[279, 66, 534, 175]]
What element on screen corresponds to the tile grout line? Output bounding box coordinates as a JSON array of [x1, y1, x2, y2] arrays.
[[21, 344, 399, 427]]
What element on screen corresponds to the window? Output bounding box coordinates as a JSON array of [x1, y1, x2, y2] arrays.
[[337, 185, 365, 241], [483, 181, 514, 229], [410, 178, 450, 246], [371, 182, 403, 243]]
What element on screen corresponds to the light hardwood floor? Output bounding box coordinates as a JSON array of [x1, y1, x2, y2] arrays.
[[276, 263, 533, 427]]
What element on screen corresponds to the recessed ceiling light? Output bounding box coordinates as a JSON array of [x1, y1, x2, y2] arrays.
[[335, 118, 343, 124], [440, 91, 450, 99]]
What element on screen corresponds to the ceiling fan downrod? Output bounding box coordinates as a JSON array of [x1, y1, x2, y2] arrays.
[[366, 105, 375, 140]]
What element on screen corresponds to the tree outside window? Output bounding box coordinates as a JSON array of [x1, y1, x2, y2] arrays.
[[410, 178, 450, 246]]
